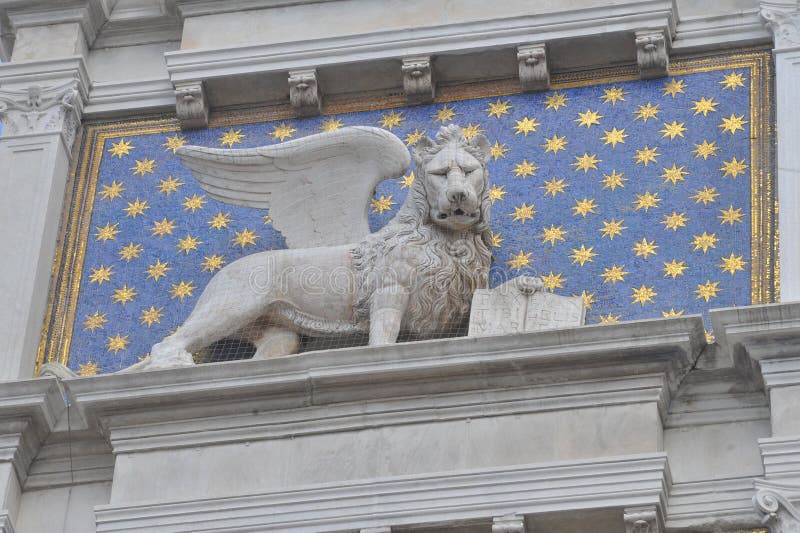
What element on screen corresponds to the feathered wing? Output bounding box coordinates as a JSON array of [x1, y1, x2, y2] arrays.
[[176, 126, 411, 248]]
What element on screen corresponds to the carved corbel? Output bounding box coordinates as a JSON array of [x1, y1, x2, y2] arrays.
[[624, 506, 663, 533], [754, 479, 800, 532], [517, 43, 549, 92], [174, 81, 209, 130], [0, 80, 82, 149], [288, 68, 322, 117], [761, 1, 800, 49], [492, 514, 526, 533], [402, 56, 434, 104], [635, 30, 669, 79]]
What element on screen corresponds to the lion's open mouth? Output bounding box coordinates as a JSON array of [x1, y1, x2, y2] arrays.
[[438, 208, 477, 220]]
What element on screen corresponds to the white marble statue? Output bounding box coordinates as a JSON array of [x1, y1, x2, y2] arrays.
[[139, 124, 493, 368]]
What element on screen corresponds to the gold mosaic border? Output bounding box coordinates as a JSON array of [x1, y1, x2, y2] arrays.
[[37, 48, 776, 373]]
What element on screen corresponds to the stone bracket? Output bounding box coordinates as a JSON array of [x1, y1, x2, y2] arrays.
[[624, 505, 663, 533], [635, 30, 669, 79], [492, 513, 526, 532], [401, 55, 434, 104], [174, 81, 208, 130], [288, 68, 322, 117], [517, 43, 549, 92]]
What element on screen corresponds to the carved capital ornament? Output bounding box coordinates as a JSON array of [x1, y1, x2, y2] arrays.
[[753, 479, 800, 532], [761, 1, 800, 49], [0, 80, 82, 148]]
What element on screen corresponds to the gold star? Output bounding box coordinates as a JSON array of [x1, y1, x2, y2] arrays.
[[118, 242, 143, 262], [600, 264, 628, 284], [633, 190, 661, 212], [691, 96, 719, 116], [170, 280, 197, 301], [705, 329, 716, 343], [572, 153, 601, 173], [599, 218, 627, 240], [719, 205, 744, 226], [599, 313, 621, 324], [95, 222, 120, 242], [108, 138, 134, 158], [692, 140, 720, 159], [182, 193, 207, 213], [662, 308, 685, 318], [157, 176, 184, 195], [541, 134, 568, 154], [541, 271, 566, 292], [131, 158, 156, 176], [219, 128, 245, 147], [488, 184, 507, 204], [575, 109, 603, 128], [513, 116, 540, 135], [513, 159, 539, 178], [434, 105, 456, 123], [145, 259, 171, 281], [111, 285, 137, 305], [544, 91, 569, 111], [631, 285, 657, 305], [486, 98, 512, 118], [150, 217, 176, 238], [106, 333, 130, 354], [271, 122, 297, 142], [370, 194, 395, 214], [600, 86, 627, 105], [662, 78, 687, 97], [576, 290, 596, 311], [489, 231, 504, 248], [661, 163, 688, 185], [719, 253, 747, 275], [695, 280, 722, 302], [719, 113, 748, 135], [77, 361, 99, 377], [601, 127, 627, 148], [140, 306, 164, 327], [572, 197, 599, 218], [540, 224, 567, 246], [600, 169, 627, 191], [399, 172, 415, 189], [177, 234, 202, 254], [691, 186, 720, 205], [540, 177, 569, 197], [489, 141, 510, 160], [661, 211, 689, 231], [660, 121, 687, 140], [569, 244, 598, 266], [208, 211, 233, 230], [404, 128, 426, 146], [162, 134, 187, 154], [98, 180, 126, 201], [663, 259, 688, 279], [720, 71, 746, 91], [89, 264, 114, 285], [509, 202, 537, 224], [201, 254, 226, 272], [321, 117, 344, 132], [263, 214, 272, 225], [506, 250, 533, 271], [632, 238, 659, 259], [82, 311, 108, 332], [461, 123, 484, 141], [720, 157, 749, 178], [123, 198, 149, 218], [232, 228, 259, 248], [633, 145, 660, 166], [633, 102, 660, 122], [690, 231, 719, 254]]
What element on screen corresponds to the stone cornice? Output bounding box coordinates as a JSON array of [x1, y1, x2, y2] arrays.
[[1, 0, 111, 47]]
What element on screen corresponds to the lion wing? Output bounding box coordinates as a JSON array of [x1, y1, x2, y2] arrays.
[[176, 126, 411, 248]]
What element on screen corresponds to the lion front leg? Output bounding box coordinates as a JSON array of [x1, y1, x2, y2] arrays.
[[369, 285, 410, 346]]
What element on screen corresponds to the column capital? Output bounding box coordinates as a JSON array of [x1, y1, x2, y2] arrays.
[[761, 1, 800, 50], [0, 79, 83, 149], [754, 479, 800, 532]]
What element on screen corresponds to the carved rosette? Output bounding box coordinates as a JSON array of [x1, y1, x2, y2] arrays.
[[761, 1, 800, 49], [517, 43, 550, 92], [754, 480, 800, 532], [0, 80, 82, 149], [174, 81, 209, 129], [492, 514, 526, 533], [635, 30, 669, 79], [402, 56, 434, 104], [288, 68, 322, 117], [624, 506, 662, 533]]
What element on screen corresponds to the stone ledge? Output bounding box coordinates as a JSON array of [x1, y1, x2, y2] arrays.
[[666, 476, 760, 530], [84, 78, 176, 117]]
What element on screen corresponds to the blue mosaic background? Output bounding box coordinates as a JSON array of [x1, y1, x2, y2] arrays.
[[71, 68, 753, 374]]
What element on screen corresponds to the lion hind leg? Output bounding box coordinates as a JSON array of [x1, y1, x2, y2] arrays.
[[251, 326, 300, 360]]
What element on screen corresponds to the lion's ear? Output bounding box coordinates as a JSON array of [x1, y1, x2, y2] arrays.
[[469, 134, 491, 164], [412, 136, 436, 166]]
